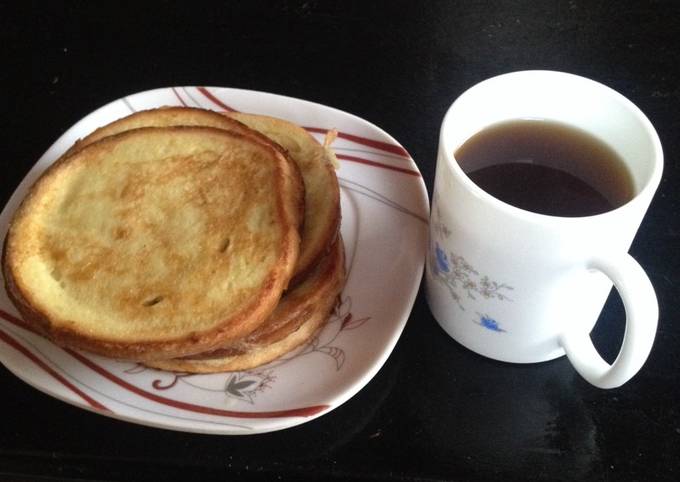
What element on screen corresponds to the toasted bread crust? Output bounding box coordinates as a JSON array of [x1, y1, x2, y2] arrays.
[[67, 107, 305, 235], [190, 236, 345, 355], [3, 126, 301, 360], [226, 113, 341, 285], [146, 238, 346, 372]]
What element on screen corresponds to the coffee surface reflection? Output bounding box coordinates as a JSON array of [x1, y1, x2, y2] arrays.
[[456, 120, 635, 217]]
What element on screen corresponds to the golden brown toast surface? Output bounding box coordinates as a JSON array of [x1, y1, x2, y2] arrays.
[[3, 126, 301, 360], [146, 237, 346, 373], [227, 113, 341, 284], [67, 107, 305, 232]]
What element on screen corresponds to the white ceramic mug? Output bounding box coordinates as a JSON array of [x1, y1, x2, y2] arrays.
[[425, 70, 662, 389]]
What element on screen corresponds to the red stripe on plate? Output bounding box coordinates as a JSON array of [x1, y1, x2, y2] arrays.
[[66, 350, 328, 419], [0, 310, 327, 420], [192, 88, 409, 158], [0, 324, 110, 412], [0, 309, 31, 330], [197, 87, 238, 112], [305, 127, 410, 157], [336, 153, 421, 177], [171, 87, 188, 107]]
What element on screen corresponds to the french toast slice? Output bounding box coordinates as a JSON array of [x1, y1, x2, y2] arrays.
[[3, 127, 301, 360], [226, 113, 341, 285], [146, 237, 345, 373], [66, 107, 305, 233]]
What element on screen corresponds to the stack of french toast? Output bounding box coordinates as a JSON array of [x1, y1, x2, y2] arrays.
[[2, 107, 344, 373]]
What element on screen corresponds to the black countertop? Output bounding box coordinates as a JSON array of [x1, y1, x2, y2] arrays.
[[1, 1, 679, 481]]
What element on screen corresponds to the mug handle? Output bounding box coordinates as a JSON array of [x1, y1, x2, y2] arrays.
[[560, 254, 658, 389]]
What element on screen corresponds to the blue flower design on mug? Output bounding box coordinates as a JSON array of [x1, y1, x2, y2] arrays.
[[476, 313, 506, 333], [435, 243, 450, 273], [430, 198, 513, 333], [430, 240, 513, 311]]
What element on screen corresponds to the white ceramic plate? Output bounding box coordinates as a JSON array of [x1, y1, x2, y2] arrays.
[[0, 87, 429, 434]]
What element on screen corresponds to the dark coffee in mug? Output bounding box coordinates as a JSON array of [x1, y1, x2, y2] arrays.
[[455, 119, 635, 217]]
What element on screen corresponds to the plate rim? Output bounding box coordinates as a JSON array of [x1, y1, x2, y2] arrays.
[[0, 85, 430, 435]]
